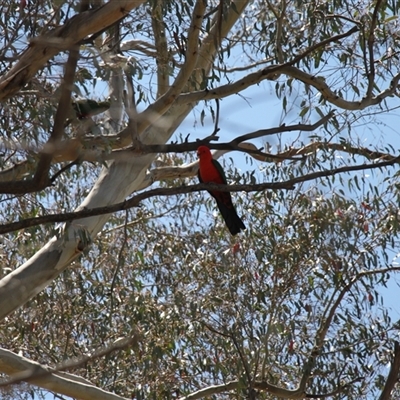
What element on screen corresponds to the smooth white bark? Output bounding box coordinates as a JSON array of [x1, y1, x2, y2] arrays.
[[0, 348, 129, 400]]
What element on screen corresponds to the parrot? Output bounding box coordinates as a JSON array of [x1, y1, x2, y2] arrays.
[[197, 145, 246, 235]]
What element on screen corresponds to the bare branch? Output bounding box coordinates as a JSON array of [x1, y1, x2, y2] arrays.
[[1, 157, 398, 234], [176, 26, 359, 105], [305, 378, 364, 398], [214, 58, 273, 73], [178, 380, 240, 400], [0, 114, 330, 193], [116, 113, 333, 161], [0, 348, 130, 400], [120, 39, 157, 57], [280, 141, 399, 162], [176, 62, 400, 110], [280, 66, 400, 110], [230, 111, 334, 145]]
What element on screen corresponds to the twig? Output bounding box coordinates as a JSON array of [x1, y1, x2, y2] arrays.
[[305, 377, 364, 398], [109, 210, 129, 326], [50, 159, 79, 184]]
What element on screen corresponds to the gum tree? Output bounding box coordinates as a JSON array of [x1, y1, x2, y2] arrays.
[[1, 0, 400, 399]]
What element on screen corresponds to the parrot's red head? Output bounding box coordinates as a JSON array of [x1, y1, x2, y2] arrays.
[[197, 146, 212, 160]]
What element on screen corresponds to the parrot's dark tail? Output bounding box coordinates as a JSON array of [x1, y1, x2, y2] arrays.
[[216, 201, 246, 236]]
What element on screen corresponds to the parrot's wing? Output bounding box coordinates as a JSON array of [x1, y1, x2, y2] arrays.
[[211, 159, 228, 184]]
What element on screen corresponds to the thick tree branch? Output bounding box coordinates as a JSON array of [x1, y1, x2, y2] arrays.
[[0, 0, 146, 101], [0, 333, 139, 389], [0, 348, 130, 400], [1, 157, 398, 235], [176, 63, 400, 111], [281, 66, 400, 110]]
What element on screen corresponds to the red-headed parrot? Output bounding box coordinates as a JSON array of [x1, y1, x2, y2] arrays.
[[197, 146, 246, 235]]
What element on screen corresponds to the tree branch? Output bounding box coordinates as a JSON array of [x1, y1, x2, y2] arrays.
[[0, 0, 252, 323], [151, 0, 170, 97], [116, 112, 333, 160], [0, 0, 146, 101], [278, 141, 399, 162], [281, 66, 400, 110], [299, 267, 400, 394], [136, 0, 206, 136], [178, 380, 240, 400], [1, 157, 398, 234], [366, 0, 383, 98], [0, 46, 79, 194], [0, 333, 139, 389], [378, 341, 400, 400], [0, 114, 331, 193], [177, 337, 400, 400], [176, 26, 359, 105], [0, 348, 130, 400], [34, 45, 79, 184]]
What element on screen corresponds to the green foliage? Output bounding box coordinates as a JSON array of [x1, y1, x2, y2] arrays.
[[1, 0, 400, 399]]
